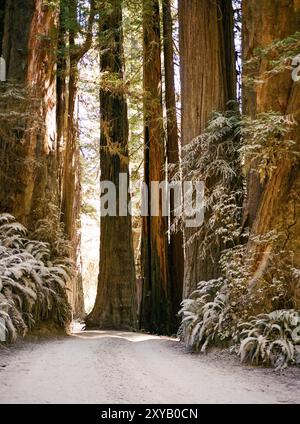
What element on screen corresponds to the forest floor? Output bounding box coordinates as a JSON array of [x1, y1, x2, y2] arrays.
[[0, 329, 300, 404]]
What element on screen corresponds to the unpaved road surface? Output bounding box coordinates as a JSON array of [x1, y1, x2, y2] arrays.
[[0, 330, 299, 404]]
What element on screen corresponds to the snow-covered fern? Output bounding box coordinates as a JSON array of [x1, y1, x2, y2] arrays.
[[233, 310, 300, 370], [178, 274, 300, 370], [178, 278, 230, 352], [0, 214, 72, 343]]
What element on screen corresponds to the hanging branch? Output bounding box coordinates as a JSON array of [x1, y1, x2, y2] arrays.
[[70, 0, 97, 62]]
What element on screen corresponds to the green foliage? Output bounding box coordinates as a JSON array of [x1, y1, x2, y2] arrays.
[[177, 106, 300, 369], [42, 0, 60, 11], [175, 106, 299, 256], [241, 112, 299, 181], [0, 214, 72, 343], [233, 310, 300, 370], [81, 202, 98, 219], [100, 72, 127, 96], [172, 107, 244, 254], [178, 278, 230, 352], [32, 203, 72, 258], [219, 226, 299, 328], [78, 49, 100, 221], [244, 31, 300, 83], [123, 0, 144, 181], [176, 108, 243, 351], [179, 275, 300, 370], [0, 83, 42, 143]]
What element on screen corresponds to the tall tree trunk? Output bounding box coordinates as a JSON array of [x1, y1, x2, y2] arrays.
[[0, 1, 5, 54], [0, 0, 95, 319], [0, 0, 59, 229], [162, 0, 184, 326], [243, 0, 300, 310], [86, 0, 137, 330], [57, 0, 85, 318], [140, 0, 170, 334], [178, 0, 236, 297]]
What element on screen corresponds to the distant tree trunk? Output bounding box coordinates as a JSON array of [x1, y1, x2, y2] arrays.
[[61, 0, 81, 252], [140, 0, 170, 334], [243, 0, 300, 309], [0, 1, 5, 54], [57, 0, 85, 318], [0, 0, 59, 229], [178, 0, 236, 297], [86, 0, 137, 330], [162, 0, 184, 326]]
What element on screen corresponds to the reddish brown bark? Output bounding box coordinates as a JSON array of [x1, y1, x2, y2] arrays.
[[0, 0, 59, 228], [243, 0, 300, 309], [56, 0, 85, 318], [179, 0, 236, 297], [56, 0, 96, 318], [86, 0, 137, 330], [162, 0, 184, 325], [140, 0, 171, 334], [0, 0, 86, 318]]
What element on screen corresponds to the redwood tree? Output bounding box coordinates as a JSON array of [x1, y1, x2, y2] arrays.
[[162, 0, 184, 324], [57, 0, 96, 317], [140, 0, 171, 334], [242, 0, 300, 310], [0, 0, 94, 318], [86, 0, 138, 330], [0, 0, 59, 228], [178, 0, 236, 297]]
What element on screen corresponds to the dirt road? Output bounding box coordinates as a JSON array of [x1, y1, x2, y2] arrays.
[[0, 330, 299, 404]]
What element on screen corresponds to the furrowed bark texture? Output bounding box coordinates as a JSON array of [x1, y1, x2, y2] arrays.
[[0, 0, 85, 317], [243, 0, 300, 309], [0, 0, 59, 227], [179, 0, 236, 297], [86, 0, 138, 330], [162, 0, 184, 326], [0, 1, 5, 54], [140, 0, 171, 334], [56, 0, 85, 318]]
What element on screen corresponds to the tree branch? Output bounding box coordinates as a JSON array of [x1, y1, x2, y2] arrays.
[[70, 0, 97, 62]]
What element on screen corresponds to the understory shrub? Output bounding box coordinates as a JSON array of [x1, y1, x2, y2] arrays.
[[176, 104, 300, 370], [233, 310, 300, 370], [0, 213, 72, 343], [178, 278, 231, 352], [179, 283, 300, 370]]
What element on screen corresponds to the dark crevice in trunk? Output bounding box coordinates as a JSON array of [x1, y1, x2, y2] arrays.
[[2, 0, 35, 82], [0, 0, 5, 55]]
